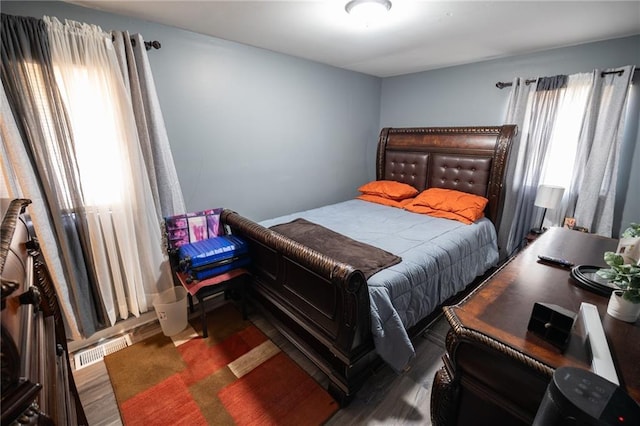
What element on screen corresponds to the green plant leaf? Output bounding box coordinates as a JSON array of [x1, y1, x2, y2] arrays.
[[596, 268, 618, 281], [603, 251, 624, 267], [621, 223, 640, 238]]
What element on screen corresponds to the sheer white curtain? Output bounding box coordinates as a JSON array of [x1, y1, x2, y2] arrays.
[[498, 67, 634, 259], [538, 73, 593, 227], [111, 32, 185, 217], [45, 17, 173, 326]]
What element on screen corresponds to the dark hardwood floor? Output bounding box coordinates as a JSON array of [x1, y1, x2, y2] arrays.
[[72, 296, 449, 425]]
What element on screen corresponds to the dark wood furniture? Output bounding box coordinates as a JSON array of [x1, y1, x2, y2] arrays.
[[1, 199, 87, 425], [222, 125, 516, 404], [176, 269, 249, 338], [431, 227, 639, 425]]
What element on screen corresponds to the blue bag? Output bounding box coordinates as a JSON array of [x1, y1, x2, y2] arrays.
[[177, 235, 250, 282]]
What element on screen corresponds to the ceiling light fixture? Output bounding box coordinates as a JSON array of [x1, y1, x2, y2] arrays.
[[345, 0, 392, 26]]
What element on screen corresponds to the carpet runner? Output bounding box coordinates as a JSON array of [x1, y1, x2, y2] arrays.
[[104, 303, 338, 425]]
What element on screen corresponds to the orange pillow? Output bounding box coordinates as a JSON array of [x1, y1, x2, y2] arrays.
[[403, 204, 482, 224], [404, 188, 488, 224], [357, 194, 415, 208], [358, 180, 418, 201]]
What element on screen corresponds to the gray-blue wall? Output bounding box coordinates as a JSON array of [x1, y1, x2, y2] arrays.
[[3, 2, 638, 234]]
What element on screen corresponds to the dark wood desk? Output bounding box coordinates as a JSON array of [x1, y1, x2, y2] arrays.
[[431, 227, 639, 425]]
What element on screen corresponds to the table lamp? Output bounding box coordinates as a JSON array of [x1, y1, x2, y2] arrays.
[[531, 184, 565, 234]]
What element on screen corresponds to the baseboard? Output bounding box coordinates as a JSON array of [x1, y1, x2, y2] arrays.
[[68, 310, 159, 354], [67, 292, 231, 354]]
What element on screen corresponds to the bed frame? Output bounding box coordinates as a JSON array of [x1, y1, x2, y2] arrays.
[[221, 125, 516, 404]]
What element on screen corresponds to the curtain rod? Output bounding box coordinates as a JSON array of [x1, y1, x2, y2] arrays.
[[110, 35, 161, 51], [495, 67, 639, 89], [495, 79, 536, 89], [140, 40, 161, 51]]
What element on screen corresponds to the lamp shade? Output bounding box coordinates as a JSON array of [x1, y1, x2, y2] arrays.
[[534, 185, 565, 209]]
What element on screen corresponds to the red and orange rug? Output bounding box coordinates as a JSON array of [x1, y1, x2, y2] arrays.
[[104, 303, 338, 425]]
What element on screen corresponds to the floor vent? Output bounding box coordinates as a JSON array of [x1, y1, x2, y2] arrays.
[[73, 334, 132, 370]]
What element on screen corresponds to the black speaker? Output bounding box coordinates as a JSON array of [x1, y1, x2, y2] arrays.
[[527, 302, 576, 351], [533, 366, 640, 425]]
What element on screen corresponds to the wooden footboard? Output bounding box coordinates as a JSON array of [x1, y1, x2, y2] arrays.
[[221, 210, 376, 404]]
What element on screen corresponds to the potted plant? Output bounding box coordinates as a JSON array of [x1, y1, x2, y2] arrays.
[[596, 223, 640, 322]]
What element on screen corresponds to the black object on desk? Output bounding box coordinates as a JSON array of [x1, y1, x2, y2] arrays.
[[533, 366, 640, 426], [570, 265, 620, 296], [538, 254, 574, 268], [527, 302, 576, 351]]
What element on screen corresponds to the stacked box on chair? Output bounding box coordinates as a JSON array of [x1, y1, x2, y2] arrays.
[[177, 235, 250, 282]]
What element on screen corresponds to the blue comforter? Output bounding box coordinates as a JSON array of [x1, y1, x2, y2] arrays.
[[260, 199, 498, 371]]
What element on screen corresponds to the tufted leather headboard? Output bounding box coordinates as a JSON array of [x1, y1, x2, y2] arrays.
[[376, 126, 516, 228]]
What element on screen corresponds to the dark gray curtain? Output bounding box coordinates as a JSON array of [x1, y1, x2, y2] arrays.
[[497, 75, 567, 258], [572, 66, 635, 235], [1, 13, 105, 336]]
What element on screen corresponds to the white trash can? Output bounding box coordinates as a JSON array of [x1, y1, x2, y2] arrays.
[[153, 286, 188, 336]]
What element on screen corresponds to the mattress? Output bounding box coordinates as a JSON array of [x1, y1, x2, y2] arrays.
[[260, 199, 499, 371]]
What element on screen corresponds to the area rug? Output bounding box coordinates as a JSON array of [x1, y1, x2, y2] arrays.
[[104, 303, 338, 425]]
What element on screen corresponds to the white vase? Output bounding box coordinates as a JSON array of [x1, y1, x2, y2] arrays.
[[606, 290, 640, 323]]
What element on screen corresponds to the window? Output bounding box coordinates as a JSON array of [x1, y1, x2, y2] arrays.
[[24, 60, 129, 207], [539, 74, 592, 189]]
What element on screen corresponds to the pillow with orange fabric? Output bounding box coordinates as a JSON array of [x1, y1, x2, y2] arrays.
[[403, 188, 488, 224], [358, 180, 419, 201], [356, 194, 415, 208]]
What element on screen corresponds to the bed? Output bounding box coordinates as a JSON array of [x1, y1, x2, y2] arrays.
[[220, 125, 516, 404]]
